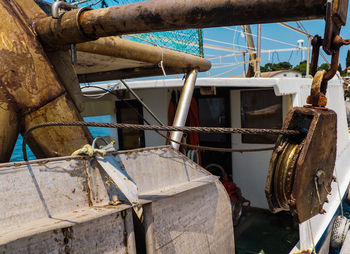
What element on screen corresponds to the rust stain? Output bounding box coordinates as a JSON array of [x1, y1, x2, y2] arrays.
[[293, 250, 311, 254], [0, 0, 65, 114], [76, 213, 89, 219], [62, 227, 73, 254]]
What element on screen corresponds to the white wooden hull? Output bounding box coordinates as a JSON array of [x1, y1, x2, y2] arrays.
[[0, 147, 234, 253]]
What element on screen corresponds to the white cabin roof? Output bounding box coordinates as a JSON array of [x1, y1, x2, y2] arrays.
[[82, 76, 342, 97]]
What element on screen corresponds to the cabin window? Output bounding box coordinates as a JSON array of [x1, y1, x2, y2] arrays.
[[198, 97, 227, 143], [196, 88, 232, 177], [241, 89, 282, 144], [116, 100, 145, 150]]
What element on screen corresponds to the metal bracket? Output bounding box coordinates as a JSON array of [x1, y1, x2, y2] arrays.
[[323, 0, 348, 54], [307, 0, 350, 107], [52, 0, 78, 19], [308, 35, 350, 106]]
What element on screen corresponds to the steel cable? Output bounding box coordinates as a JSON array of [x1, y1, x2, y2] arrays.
[[22, 121, 302, 160]]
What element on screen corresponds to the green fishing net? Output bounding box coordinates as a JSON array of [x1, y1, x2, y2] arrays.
[[69, 0, 203, 56]]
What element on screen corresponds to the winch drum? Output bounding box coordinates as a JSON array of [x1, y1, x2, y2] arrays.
[[266, 107, 337, 223]]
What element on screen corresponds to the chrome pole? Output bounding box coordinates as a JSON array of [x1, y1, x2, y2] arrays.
[[306, 36, 312, 77], [256, 24, 262, 77], [170, 69, 198, 150]]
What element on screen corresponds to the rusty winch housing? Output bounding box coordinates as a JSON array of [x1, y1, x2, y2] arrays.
[[266, 107, 337, 223]]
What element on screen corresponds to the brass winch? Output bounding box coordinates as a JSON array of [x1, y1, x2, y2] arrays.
[[265, 0, 350, 222], [265, 105, 337, 223]]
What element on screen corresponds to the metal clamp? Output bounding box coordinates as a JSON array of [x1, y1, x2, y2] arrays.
[[52, 0, 78, 19], [308, 35, 350, 106], [307, 0, 350, 107], [75, 7, 99, 41]]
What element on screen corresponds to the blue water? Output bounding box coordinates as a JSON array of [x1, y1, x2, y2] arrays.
[[10, 115, 111, 162]]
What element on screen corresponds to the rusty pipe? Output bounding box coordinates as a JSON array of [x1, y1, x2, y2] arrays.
[[35, 0, 328, 46], [76, 37, 211, 73]]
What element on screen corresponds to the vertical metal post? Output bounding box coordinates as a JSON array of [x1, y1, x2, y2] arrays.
[[256, 24, 262, 77], [170, 69, 198, 150], [144, 204, 156, 254], [242, 25, 257, 77], [306, 36, 312, 77]]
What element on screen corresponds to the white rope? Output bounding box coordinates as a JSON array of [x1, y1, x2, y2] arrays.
[[314, 177, 322, 206], [308, 220, 317, 254], [81, 83, 119, 99], [157, 45, 167, 77], [334, 167, 344, 217]]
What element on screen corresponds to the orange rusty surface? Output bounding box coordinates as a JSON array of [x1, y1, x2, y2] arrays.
[[306, 70, 327, 107], [22, 94, 91, 158], [0, 89, 19, 163], [0, 1, 91, 161], [0, 1, 65, 114]]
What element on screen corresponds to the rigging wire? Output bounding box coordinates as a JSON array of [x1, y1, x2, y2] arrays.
[[22, 120, 278, 161], [287, 50, 294, 62], [211, 64, 242, 77], [24, 81, 281, 160], [77, 83, 283, 160], [204, 37, 254, 50], [292, 22, 329, 65], [223, 27, 297, 48], [119, 79, 165, 126], [211, 60, 255, 69]]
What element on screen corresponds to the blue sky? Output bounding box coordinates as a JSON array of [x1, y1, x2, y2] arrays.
[[203, 18, 350, 77], [45, 1, 350, 77]]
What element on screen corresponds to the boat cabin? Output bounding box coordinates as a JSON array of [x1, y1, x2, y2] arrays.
[[82, 76, 350, 253]]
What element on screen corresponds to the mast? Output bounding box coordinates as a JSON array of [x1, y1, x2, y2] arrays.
[[242, 25, 256, 77]]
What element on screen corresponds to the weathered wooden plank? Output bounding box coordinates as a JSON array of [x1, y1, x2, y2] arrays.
[[115, 147, 235, 253], [0, 207, 135, 254], [0, 158, 110, 229], [150, 181, 234, 254], [0, 147, 234, 253], [117, 147, 211, 194]]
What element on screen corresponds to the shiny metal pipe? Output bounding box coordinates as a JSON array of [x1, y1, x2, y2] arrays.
[[256, 24, 262, 77], [170, 69, 198, 150], [306, 36, 312, 77]]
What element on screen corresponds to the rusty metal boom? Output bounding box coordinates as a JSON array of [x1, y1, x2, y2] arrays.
[[35, 0, 328, 46]]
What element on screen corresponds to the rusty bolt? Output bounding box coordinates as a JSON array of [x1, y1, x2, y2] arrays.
[[288, 199, 296, 206]]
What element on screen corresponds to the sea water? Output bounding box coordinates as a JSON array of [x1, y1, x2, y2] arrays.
[[10, 115, 111, 162]]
